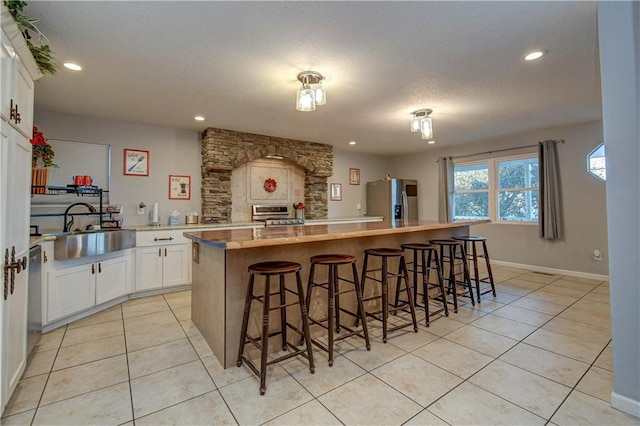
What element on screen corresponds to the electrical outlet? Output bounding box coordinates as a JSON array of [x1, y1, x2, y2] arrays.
[[593, 249, 603, 261], [137, 204, 145, 215], [357, 203, 361, 210]]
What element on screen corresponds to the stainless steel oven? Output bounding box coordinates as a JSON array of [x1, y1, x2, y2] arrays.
[[251, 205, 304, 226]]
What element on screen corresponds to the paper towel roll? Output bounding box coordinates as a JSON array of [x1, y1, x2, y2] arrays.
[[152, 203, 159, 224]]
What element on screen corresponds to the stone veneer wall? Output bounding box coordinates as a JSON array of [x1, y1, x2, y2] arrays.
[[201, 127, 333, 223]]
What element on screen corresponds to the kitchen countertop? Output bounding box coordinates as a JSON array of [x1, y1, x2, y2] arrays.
[[184, 219, 490, 250], [29, 216, 384, 247]]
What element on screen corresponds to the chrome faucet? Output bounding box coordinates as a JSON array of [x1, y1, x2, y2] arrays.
[[63, 202, 97, 232]]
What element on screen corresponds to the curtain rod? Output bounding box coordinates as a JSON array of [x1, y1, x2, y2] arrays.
[[449, 140, 564, 161]]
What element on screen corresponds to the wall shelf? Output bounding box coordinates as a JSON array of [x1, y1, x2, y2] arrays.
[[30, 186, 122, 228]]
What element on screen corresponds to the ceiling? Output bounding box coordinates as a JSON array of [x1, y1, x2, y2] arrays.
[[26, 1, 601, 155]]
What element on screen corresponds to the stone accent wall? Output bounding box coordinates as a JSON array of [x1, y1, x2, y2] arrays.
[[201, 127, 333, 223]]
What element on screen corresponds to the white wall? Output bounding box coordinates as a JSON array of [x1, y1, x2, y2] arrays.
[[598, 1, 640, 417], [32, 109, 202, 228], [329, 148, 390, 217], [388, 121, 608, 276]]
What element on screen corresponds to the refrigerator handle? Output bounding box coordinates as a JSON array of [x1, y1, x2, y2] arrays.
[[402, 190, 409, 222]]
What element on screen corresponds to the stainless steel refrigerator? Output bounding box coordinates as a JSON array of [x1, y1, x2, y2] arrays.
[[366, 179, 418, 220]]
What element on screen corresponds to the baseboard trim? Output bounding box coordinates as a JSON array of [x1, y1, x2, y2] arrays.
[[611, 391, 640, 418], [491, 260, 609, 282]]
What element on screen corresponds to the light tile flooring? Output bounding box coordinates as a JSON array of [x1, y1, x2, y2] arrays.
[[2, 266, 639, 425]]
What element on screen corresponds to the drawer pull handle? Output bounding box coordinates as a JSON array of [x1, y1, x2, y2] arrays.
[[154, 237, 174, 242]]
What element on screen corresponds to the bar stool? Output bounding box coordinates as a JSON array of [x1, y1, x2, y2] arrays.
[[359, 248, 418, 343], [398, 243, 449, 326], [429, 239, 475, 312], [237, 261, 315, 395], [452, 236, 496, 302], [304, 254, 371, 366]]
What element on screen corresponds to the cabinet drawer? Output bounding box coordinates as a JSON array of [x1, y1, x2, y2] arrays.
[[136, 230, 189, 246]]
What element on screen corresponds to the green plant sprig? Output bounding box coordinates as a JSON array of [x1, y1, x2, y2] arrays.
[[4, 0, 58, 75]]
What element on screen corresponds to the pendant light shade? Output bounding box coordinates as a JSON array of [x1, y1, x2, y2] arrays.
[[297, 86, 316, 111], [296, 71, 325, 111], [410, 115, 421, 132], [420, 116, 433, 139]]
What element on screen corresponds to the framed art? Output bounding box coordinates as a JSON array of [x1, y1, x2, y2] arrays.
[[169, 175, 191, 200], [349, 168, 360, 185], [330, 183, 342, 201], [124, 149, 149, 176]]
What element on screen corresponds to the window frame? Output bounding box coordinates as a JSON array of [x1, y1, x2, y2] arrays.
[[453, 152, 539, 224]]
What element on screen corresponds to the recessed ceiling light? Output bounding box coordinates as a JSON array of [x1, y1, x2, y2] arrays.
[[194, 116, 205, 121], [348, 141, 356, 145], [427, 140, 435, 145], [63, 62, 83, 71], [524, 51, 544, 61]]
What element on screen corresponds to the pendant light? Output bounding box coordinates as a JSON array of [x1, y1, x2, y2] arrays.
[[296, 71, 325, 111], [410, 109, 434, 140]]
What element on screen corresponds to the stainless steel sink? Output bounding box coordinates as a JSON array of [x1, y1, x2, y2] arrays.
[[54, 229, 136, 260]]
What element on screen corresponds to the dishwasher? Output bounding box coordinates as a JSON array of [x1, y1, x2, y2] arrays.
[[27, 245, 42, 356]]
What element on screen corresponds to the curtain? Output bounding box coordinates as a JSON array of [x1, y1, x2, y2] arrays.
[[438, 157, 454, 223], [538, 140, 563, 240]]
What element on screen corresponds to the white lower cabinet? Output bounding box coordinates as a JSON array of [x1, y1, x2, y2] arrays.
[[135, 230, 191, 291], [45, 251, 132, 323], [135, 243, 190, 291]]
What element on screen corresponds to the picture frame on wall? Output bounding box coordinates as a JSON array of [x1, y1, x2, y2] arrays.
[[349, 168, 360, 185], [169, 175, 191, 200], [330, 183, 342, 201], [124, 149, 149, 176]]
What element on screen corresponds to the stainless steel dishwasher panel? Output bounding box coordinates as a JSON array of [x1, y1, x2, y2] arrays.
[[28, 245, 42, 356]]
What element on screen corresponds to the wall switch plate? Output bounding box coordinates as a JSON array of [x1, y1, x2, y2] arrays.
[[357, 203, 361, 210]]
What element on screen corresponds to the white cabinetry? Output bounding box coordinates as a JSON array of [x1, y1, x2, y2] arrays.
[[0, 4, 41, 412], [45, 251, 133, 324], [135, 230, 191, 291]]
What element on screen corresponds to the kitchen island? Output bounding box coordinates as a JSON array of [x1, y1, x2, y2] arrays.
[[184, 219, 487, 368]]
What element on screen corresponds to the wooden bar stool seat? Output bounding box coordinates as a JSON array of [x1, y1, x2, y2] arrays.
[[304, 254, 371, 366], [359, 248, 418, 343], [398, 243, 449, 326], [236, 261, 315, 395], [429, 239, 475, 312], [452, 236, 496, 302]]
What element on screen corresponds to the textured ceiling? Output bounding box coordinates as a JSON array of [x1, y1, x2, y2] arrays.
[[26, 1, 601, 155]]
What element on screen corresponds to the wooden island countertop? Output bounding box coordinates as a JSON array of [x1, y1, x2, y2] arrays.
[[183, 219, 488, 249], [184, 219, 489, 368]]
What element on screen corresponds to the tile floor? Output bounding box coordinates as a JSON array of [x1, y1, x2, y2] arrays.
[[2, 266, 639, 425]]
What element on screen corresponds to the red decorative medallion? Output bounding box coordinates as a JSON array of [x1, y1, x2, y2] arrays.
[[264, 178, 277, 193]]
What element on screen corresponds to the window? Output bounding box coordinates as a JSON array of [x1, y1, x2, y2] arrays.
[[587, 143, 606, 181], [453, 154, 539, 223]]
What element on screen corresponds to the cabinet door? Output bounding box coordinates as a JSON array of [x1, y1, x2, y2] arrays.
[[96, 255, 130, 305], [1, 255, 28, 407], [1, 119, 30, 409], [5, 122, 31, 256], [12, 60, 34, 137], [135, 247, 163, 291], [163, 244, 191, 287], [1, 30, 14, 121], [46, 263, 95, 323]]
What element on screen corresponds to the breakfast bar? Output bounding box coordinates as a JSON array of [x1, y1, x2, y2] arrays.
[[184, 220, 485, 368]]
